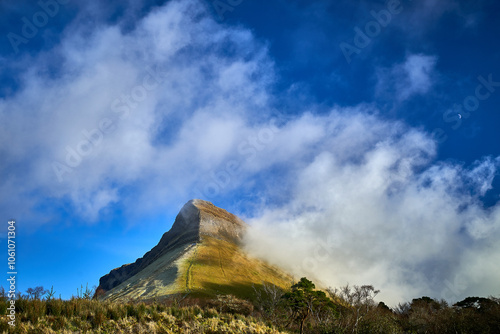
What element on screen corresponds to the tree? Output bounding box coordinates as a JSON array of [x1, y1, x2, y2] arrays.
[[25, 286, 48, 300], [454, 296, 500, 333], [45, 286, 56, 301], [377, 301, 391, 312], [253, 282, 285, 325], [282, 277, 336, 334], [75, 283, 96, 300], [455, 296, 497, 311], [328, 284, 380, 332]]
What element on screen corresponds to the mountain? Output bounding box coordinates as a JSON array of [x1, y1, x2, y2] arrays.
[[97, 199, 293, 302]]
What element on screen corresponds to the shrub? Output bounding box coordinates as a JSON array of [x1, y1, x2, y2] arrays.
[[46, 298, 63, 316], [47, 315, 67, 331], [107, 303, 126, 320], [204, 307, 219, 318], [26, 299, 46, 323], [126, 303, 138, 318], [0, 299, 7, 315], [208, 295, 254, 316], [137, 302, 147, 321], [0, 318, 10, 333], [91, 307, 106, 329]]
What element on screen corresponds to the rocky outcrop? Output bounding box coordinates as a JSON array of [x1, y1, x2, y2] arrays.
[[98, 199, 247, 293]]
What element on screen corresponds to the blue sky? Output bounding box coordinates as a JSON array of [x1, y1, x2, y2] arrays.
[[1, 0, 499, 304]]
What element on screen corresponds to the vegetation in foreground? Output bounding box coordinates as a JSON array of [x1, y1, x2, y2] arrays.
[[1, 279, 500, 334], [0, 289, 284, 334]]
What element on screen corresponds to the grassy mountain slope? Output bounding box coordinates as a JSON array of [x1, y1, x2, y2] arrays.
[[102, 235, 293, 302], [183, 236, 293, 299]]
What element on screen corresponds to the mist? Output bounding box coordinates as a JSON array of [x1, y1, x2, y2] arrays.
[[242, 111, 500, 305]]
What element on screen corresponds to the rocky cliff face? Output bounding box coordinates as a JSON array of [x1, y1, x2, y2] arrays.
[[98, 199, 247, 293]]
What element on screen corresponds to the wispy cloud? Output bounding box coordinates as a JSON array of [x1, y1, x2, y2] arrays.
[[0, 0, 274, 222], [376, 53, 438, 101]]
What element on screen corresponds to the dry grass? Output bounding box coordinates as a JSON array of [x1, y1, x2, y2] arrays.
[[0, 297, 289, 334], [102, 234, 293, 303], [182, 236, 293, 300]]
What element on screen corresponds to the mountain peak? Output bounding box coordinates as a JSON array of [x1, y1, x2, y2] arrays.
[[97, 200, 292, 302], [98, 199, 247, 293], [168, 199, 247, 244], [187, 199, 247, 243]]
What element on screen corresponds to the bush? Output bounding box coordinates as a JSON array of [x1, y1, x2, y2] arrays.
[[137, 302, 147, 321], [208, 295, 254, 316], [204, 307, 219, 318], [46, 298, 63, 316], [126, 303, 138, 318], [0, 299, 7, 315], [91, 307, 106, 328], [25, 299, 46, 323], [106, 303, 126, 320], [47, 315, 67, 331], [0, 318, 10, 333], [9, 282, 500, 334]]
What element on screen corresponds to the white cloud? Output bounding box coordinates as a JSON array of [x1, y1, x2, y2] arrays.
[[242, 114, 500, 305], [376, 54, 438, 101], [0, 0, 273, 221]]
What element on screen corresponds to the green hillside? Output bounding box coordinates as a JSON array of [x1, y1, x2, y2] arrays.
[[182, 236, 293, 299]]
